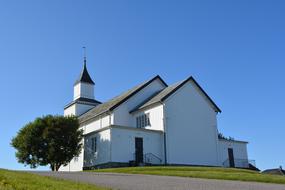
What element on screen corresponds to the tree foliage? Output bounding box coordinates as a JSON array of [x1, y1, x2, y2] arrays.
[[11, 115, 83, 171]]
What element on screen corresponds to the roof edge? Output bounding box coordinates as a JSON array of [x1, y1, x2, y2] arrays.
[[109, 75, 168, 111], [218, 138, 248, 144], [161, 76, 221, 113], [64, 98, 101, 110]]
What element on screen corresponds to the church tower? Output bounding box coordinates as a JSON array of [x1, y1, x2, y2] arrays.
[[73, 61, 95, 100], [64, 55, 101, 116]]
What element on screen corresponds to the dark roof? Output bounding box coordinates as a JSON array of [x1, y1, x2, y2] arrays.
[[131, 76, 221, 113], [64, 97, 101, 109], [76, 97, 101, 104], [262, 168, 285, 176], [74, 62, 95, 85], [79, 75, 168, 123]]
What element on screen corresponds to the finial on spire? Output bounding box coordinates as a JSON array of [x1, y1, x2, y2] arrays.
[[83, 46, 87, 65], [74, 47, 95, 85]]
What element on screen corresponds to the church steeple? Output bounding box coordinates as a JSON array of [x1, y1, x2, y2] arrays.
[[64, 48, 100, 116], [74, 62, 95, 85], [74, 48, 95, 85], [73, 48, 95, 100]]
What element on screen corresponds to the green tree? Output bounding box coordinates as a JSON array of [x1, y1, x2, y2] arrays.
[[11, 115, 83, 171]]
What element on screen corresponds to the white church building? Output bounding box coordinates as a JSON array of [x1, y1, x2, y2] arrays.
[[60, 60, 252, 171]]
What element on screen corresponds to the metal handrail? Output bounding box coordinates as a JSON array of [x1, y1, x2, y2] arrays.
[[222, 158, 256, 168], [144, 153, 162, 164], [146, 153, 162, 162]]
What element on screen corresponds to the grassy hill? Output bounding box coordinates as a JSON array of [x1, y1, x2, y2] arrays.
[[93, 166, 285, 185], [0, 169, 109, 190]]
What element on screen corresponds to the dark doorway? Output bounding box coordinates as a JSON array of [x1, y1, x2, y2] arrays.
[[135, 137, 143, 164], [228, 148, 235, 167]]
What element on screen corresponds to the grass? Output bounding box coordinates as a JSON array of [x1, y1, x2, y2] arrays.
[[0, 169, 109, 190], [92, 166, 285, 185]]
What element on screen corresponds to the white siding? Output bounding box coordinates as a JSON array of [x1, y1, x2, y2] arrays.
[[64, 104, 95, 116], [64, 104, 76, 116], [84, 129, 111, 167], [219, 139, 248, 168], [111, 127, 164, 164], [82, 115, 111, 135], [73, 83, 81, 100], [74, 83, 94, 100], [132, 104, 164, 131], [165, 80, 220, 166], [113, 79, 166, 127], [59, 139, 84, 172]]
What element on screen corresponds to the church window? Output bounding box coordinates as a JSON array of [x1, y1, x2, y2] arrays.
[[91, 137, 97, 153], [136, 113, 151, 128]]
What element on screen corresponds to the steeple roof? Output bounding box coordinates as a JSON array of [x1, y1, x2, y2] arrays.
[[74, 62, 95, 85]]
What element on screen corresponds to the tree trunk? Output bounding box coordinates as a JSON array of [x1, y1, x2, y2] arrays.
[[50, 164, 55, 171], [56, 164, 61, 171], [50, 163, 61, 171]]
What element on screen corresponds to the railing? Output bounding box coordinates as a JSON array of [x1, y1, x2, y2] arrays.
[[222, 158, 256, 168], [144, 153, 162, 165], [131, 152, 162, 165], [84, 146, 98, 167]]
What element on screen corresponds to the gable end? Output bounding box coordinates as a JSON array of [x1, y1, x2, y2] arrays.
[[162, 76, 221, 113], [109, 75, 167, 111]]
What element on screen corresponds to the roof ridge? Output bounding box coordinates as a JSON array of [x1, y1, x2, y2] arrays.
[[78, 75, 167, 123], [131, 76, 221, 113]]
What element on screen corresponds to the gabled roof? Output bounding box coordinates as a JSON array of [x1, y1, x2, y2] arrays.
[[129, 81, 183, 113], [131, 76, 221, 113], [79, 75, 167, 123], [74, 63, 95, 85]]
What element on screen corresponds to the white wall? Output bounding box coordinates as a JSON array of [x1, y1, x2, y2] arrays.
[[132, 104, 164, 131], [74, 83, 94, 100], [113, 79, 166, 127], [111, 127, 164, 164], [82, 114, 111, 135], [165, 80, 220, 166], [64, 104, 76, 116], [59, 140, 84, 172], [59, 114, 111, 171], [219, 139, 248, 168], [64, 104, 95, 117], [84, 129, 111, 167]]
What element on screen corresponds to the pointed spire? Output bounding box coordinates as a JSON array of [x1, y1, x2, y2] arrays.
[[83, 46, 87, 65], [74, 47, 95, 85]]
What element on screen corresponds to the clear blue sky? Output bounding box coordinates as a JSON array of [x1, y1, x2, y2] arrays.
[[0, 0, 284, 171]]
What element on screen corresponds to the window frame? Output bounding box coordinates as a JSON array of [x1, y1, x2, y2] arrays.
[[91, 137, 97, 153], [136, 113, 151, 128]]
